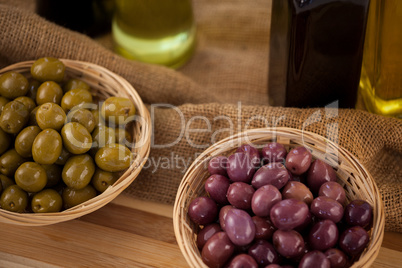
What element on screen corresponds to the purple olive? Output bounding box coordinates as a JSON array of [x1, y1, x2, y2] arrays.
[[197, 223, 221, 250], [270, 198, 309, 230], [344, 200, 373, 228], [201, 232, 235, 268], [318, 181, 346, 205], [227, 182, 255, 210], [205, 174, 230, 205], [236, 144, 261, 167], [309, 220, 339, 251], [208, 156, 229, 176], [252, 216, 276, 240], [285, 146, 312, 175], [339, 226, 370, 256], [219, 205, 234, 231], [248, 239, 280, 266], [273, 229, 305, 258], [227, 152, 256, 183], [261, 142, 287, 163], [324, 248, 348, 268], [310, 196, 344, 223], [299, 250, 330, 268], [251, 162, 290, 190], [227, 253, 258, 268], [306, 159, 337, 194], [188, 196, 218, 225], [251, 184, 282, 217], [282, 181, 313, 205], [224, 208, 256, 246]]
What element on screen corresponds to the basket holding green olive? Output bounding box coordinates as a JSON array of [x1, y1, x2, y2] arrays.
[[0, 57, 139, 214]]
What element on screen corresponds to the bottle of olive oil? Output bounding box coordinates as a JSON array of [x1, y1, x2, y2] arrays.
[[268, 0, 370, 108], [112, 0, 196, 69], [359, 0, 402, 118]]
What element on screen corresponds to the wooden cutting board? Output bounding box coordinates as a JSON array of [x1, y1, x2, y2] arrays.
[[0, 194, 400, 267]]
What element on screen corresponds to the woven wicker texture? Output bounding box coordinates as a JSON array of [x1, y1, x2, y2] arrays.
[[0, 60, 151, 225], [173, 128, 384, 268], [0, 1, 401, 232]]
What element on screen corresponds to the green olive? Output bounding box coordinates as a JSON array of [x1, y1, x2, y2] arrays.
[[60, 88, 93, 112], [0, 148, 27, 176], [63, 78, 90, 92], [32, 129, 63, 164], [30, 57, 65, 83], [95, 143, 132, 172], [36, 103, 66, 131], [101, 97, 135, 126], [67, 108, 96, 133], [61, 122, 92, 154], [92, 125, 115, 149], [54, 146, 72, 166], [36, 81, 63, 105], [0, 174, 14, 190], [62, 154, 95, 190], [0, 96, 10, 114], [31, 189, 62, 213], [0, 100, 30, 134], [15, 162, 47, 193], [91, 168, 119, 193], [0, 71, 29, 99], [41, 164, 62, 188], [62, 185, 97, 210], [0, 185, 28, 212], [0, 127, 11, 155], [27, 79, 40, 100], [15, 96, 36, 113], [115, 127, 133, 145], [14, 125, 41, 158]]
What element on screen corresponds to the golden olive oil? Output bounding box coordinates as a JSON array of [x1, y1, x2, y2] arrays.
[[112, 0, 196, 68], [359, 0, 402, 118]]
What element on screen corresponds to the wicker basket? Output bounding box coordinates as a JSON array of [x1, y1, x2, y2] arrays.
[[0, 59, 151, 226], [173, 127, 384, 268]]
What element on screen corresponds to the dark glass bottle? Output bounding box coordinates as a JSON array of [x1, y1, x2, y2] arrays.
[[35, 0, 114, 37], [268, 0, 370, 108]]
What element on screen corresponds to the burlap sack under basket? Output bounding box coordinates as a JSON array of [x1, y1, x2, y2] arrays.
[[130, 104, 402, 233]]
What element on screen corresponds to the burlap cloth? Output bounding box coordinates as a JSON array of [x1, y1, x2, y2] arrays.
[[0, 1, 401, 232]]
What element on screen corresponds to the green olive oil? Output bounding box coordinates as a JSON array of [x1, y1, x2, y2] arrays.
[[112, 0, 196, 68]]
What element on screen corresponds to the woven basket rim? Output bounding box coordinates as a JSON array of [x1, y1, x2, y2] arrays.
[[173, 127, 385, 268], [0, 59, 152, 225]]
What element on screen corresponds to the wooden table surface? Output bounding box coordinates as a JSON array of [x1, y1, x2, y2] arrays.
[[0, 194, 400, 268]]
